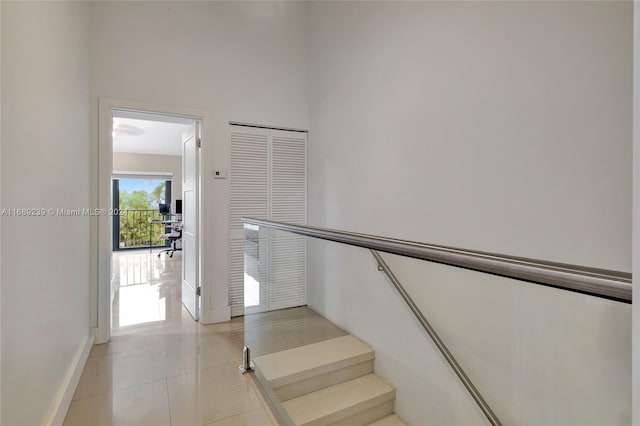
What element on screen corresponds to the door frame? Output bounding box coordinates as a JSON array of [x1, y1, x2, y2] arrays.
[[96, 98, 207, 344]]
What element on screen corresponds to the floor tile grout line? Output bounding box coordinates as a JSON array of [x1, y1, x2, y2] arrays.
[[164, 379, 174, 426], [113, 376, 170, 393], [199, 406, 270, 426]]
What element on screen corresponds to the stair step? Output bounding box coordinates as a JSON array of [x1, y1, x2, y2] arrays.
[[283, 373, 395, 426], [369, 414, 407, 425], [253, 335, 374, 390]]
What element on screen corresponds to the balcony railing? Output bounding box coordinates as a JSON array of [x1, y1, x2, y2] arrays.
[[116, 209, 168, 250]]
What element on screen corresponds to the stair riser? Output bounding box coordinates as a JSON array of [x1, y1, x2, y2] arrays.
[[289, 387, 395, 426], [329, 400, 395, 426], [369, 415, 407, 426], [267, 350, 374, 389], [298, 400, 395, 426], [276, 360, 374, 401]]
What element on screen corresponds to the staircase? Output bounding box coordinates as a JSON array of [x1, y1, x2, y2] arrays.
[[253, 335, 406, 426]]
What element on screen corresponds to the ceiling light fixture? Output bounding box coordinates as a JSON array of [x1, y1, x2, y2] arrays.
[[112, 124, 145, 137]]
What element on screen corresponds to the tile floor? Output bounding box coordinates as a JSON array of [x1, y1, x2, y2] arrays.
[[64, 249, 346, 426]]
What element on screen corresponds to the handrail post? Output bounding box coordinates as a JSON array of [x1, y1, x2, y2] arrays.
[[239, 345, 253, 374]]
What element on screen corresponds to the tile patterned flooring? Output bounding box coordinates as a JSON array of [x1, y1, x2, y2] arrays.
[[64, 250, 346, 426]]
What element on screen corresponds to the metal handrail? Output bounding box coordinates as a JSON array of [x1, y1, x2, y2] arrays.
[[371, 250, 501, 425], [243, 217, 631, 425], [242, 217, 631, 302]]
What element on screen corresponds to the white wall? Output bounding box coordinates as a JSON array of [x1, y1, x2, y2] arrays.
[[308, 1, 632, 271], [307, 2, 632, 425], [113, 152, 183, 206], [1, 2, 91, 425], [90, 1, 309, 325]]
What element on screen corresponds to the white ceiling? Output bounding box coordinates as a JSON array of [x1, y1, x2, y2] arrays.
[[112, 116, 193, 156]]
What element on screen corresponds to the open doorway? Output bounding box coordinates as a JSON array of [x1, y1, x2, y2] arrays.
[[111, 111, 193, 331], [97, 102, 202, 343]]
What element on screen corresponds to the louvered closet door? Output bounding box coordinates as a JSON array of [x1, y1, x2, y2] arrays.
[[269, 130, 307, 310], [228, 125, 307, 316], [229, 126, 269, 316]]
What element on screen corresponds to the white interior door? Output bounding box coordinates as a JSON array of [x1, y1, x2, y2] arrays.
[[182, 122, 200, 320]]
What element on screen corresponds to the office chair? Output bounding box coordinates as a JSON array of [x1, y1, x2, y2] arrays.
[[158, 227, 182, 258], [156, 203, 182, 258]]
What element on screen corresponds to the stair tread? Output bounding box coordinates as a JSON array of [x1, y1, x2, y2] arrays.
[[253, 335, 374, 388], [283, 373, 395, 426], [369, 414, 407, 426]]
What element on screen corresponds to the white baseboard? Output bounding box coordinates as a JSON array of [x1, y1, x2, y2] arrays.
[[46, 334, 95, 426], [201, 305, 231, 324]]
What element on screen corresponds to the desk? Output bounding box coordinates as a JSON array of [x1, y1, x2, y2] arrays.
[[148, 219, 182, 225]]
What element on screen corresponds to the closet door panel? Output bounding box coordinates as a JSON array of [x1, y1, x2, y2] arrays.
[[229, 126, 269, 316], [269, 130, 307, 311]]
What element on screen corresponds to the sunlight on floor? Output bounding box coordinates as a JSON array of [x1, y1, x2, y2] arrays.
[[118, 284, 167, 327], [112, 250, 181, 330]]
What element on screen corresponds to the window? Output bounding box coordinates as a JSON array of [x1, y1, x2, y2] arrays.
[[113, 178, 172, 250]]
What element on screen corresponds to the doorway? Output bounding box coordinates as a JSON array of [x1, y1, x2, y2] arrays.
[[97, 100, 204, 343]]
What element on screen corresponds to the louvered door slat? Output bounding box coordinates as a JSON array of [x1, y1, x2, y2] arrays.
[[229, 130, 268, 232], [271, 134, 306, 226]]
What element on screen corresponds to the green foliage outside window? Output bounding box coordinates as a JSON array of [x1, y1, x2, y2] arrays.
[[118, 181, 168, 248]]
